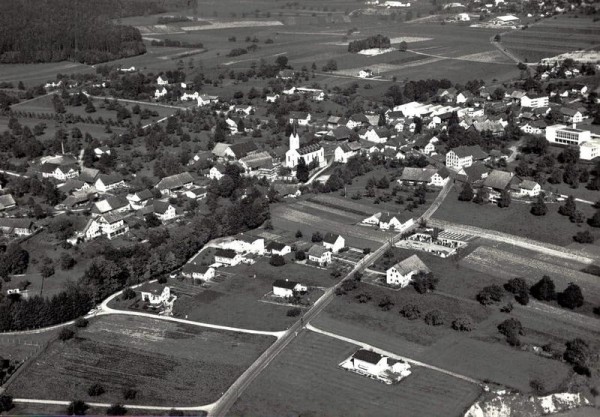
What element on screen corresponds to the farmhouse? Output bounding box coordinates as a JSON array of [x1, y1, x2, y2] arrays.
[[362, 127, 393, 143], [398, 167, 450, 187], [289, 112, 312, 126], [155, 172, 195, 196], [446, 145, 488, 171], [197, 94, 219, 106], [323, 233, 345, 253], [181, 264, 215, 281], [334, 142, 361, 163], [140, 200, 177, 222], [126, 189, 154, 210], [341, 349, 411, 384], [83, 212, 129, 240], [224, 141, 259, 160], [155, 87, 167, 99], [560, 107, 583, 124], [272, 279, 307, 298], [39, 163, 79, 181], [156, 76, 169, 85], [483, 170, 516, 199], [379, 213, 413, 231], [518, 179, 541, 197], [92, 196, 130, 215], [386, 254, 430, 287], [214, 248, 242, 266], [94, 146, 111, 157], [308, 245, 331, 266], [266, 241, 291, 256], [94, 174, 126, 193], [0, 218, 36, 236], [141, 286, 172, 305]]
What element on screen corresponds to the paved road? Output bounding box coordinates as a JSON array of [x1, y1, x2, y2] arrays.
[[12, 398, 215, 413], [307, 324, 480, 384], [208, 182, 452, 417], [0, 169, 29, 178]]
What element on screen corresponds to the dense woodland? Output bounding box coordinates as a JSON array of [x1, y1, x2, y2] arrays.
[[0, 0, 146, 64], [348, 34, 391, 53]]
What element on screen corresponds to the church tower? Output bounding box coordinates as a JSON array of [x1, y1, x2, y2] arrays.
[[289, 123, 300, 152]]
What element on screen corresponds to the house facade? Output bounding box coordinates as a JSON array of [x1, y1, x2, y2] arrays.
[[386, 254, 430, 287], [323, 233, 345, 253]]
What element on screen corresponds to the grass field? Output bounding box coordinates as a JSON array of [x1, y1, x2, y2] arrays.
[[7, 315, 273, 406], [433, 187, 600, 247], [501, 15, 600, 63], [230, 330, 481, 417], [173, 258, 332, 331]]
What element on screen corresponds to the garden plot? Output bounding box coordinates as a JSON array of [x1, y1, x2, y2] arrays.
[[7, 315, 273, 406]]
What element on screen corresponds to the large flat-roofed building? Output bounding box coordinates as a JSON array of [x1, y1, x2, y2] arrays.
[[546, 124, 600, 160]]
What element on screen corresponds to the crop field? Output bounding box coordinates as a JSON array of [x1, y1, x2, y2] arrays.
[[271, 200, 389, 250], [7, 315, 273, 406], [173, 258, 333, 331], [433, 187, 600, 247], [0, 62, 95, 86], [231, 330, 481, 417], [501, 15, 600, 63]]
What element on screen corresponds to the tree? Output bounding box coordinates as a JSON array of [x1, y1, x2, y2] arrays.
[[564, 338, 591, 370], [311, 231, 323, 242], [296, 158, 309, 183], [59, 327, 75, 341], [411, 272, 438, 294], [398, 41, 407, 52], [0, 242, 29, 278], [530, 275, 556, 301], [122, 389, 137, 400], [60, 253, 76, 270], [558, 195, 576, 217], [530, 193, 547, 216], [295, 250, 306, 261], [75, 317, 88, 328], [423, 310, 444, 326], [588, 210, 600, 228], [295, 230, 303, 238], [476, 285, 504, 305], [504, 277, 528, 295], [269, 254, 285, 266], [145, 213, 161, 228], [557, 283, 584, 309], [378, 296, 394, 311], [0, 395, 14, 413], [88, 383, 105, 397], [452, 316, 474, 331], [473, 188, 487, 205], [106, 404, 127, 416], [122, 288, 136, 300], [458, 182, 474, 201], [573, 230, 595, 244], [40, 263, 55, 278], [400, 304, 421, 320], [67, 400, 89, 416], [498, 318, 524, 346], [498, 190, 511, 208]]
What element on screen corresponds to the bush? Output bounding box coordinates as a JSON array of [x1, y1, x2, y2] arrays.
[[355, 292, 371, 303], [378, 296, 394, 311], [295, 230, 303, 238], [122, 288, 136, 300], [88, 383, 105, 397], [504, 277, 528, 294], [287, 307, 301, 317], [106, 404, 127, 415], [564, 338, 591, 369], [269, 254, 286, 267], [0, 395, 13, 413], [515, 290, 529, 305], [498, 318, 524, 346], [122, 389, 137, 400], [74, 317, 88, 328], [476, 285, 504, 305], [557, 283, 584, 309], [400, 304, 421, 320], [295, 250, 306, 261], [500, 302, 514, 313], [411, 272, 438, 294], [59, 327, 75, 341], [452, 316, 474, 331], [423, 310, 445, 326], [157, 276, 168, 284], [67, 400, 88, 416], [311, 231, 323, 242], [573, 230, 594, 244], [530, 276, 556, 301]]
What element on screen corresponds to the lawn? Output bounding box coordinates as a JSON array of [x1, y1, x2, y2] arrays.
[[7, 315, 273, 406], [230, 330, 481, 417], [173, 258, 332, 331], [433, 187, 600, 247]]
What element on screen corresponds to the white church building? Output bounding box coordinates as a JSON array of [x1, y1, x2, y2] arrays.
[[285, 128, 325, 169]]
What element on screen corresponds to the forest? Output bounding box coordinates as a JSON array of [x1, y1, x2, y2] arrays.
[[348, 34, 391, 53], [0, 0, 147, 64]]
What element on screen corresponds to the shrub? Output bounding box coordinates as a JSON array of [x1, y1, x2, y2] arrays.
[[452, 316, 474, 331], [400, 304, 421, 320], [557, 283, 584, 309], [74, 317, 88, 328], [122, 288, 136, 300], [311, 232, 323, 242], [67, 400, 89, 415], [355, 292, 371, 303], [564, 338, 591, 369], [287, 307, 301, 317], [515, 290, 529, 305], [411, 272, 438, 294], [530, 276, 556, 301], [0, 395, 13, 413], [378, 296, 394, 311], [157, 276, 168, 284], [500, 302, 514, 313], [269, 254, 285, 267], [529, 379, 546, 395], [88, 383, 105, 397], [106, 404, 127, 415], [423, 310, 445, 326], [498, 318, 524, 346], [295, 230, 303, 238], [122, 389, 137, 400], [504, 277, 528, 294], [573, 230, 594, 244], [476, 285, 504, 305], [59, 328, 75, 341], [295, 250, 306, 261]]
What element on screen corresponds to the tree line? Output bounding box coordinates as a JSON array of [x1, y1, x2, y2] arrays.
[[348, 34, 391, 53]]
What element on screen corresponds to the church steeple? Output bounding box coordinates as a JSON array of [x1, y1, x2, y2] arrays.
[[289, 123, 300, 152]]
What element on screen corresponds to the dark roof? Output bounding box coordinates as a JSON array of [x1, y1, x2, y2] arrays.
[[273, 279, 298, 290], [153, 200, 172, 214], [266, 241, 287, 251], [483, 170, 514, 190], [289, 111, 309, 120], [182, 263, 211, 274], [0, 217, 34, 229], [156, 172, 194, 191], [136, 189, 154, 200], [450, 145, 488, 160], [228, 141, 258, 159], [400, 167, 437, 183], [79, 167, 100, 183], [352, 349, 382, 364], [297, 143, 322, 156], [96, 173, 123, 186], [463, 163, 489, 181], [391, 254, 430, 276], [308, 244, 328, 257], [215, 248, 237, 259], [323, 232, 340, 244], [329, 126, 353, 141]]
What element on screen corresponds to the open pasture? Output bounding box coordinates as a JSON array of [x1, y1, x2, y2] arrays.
[[7, 315, 273, 406], [0, 62, 94, 86], [433, 187, 600, 247], [231, 330, 481, 417], [501, 15, 600, 63], [173, 258, 332, 331]]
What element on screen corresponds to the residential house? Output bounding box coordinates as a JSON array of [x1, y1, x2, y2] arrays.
[[307, 244, 331, 266], [239, 151, 274, 174], [0, 218, 36, 236], [94, 174, 126, 193], [230, 104, 254, 116], [378, 213, 403, 230], [223, 235, 265, 255], [155, 172, 195, 196], [520, 94, 549, 109], [518, 179, 541, 197], [183, 185, 207, 200], [126, 189, 154, 210], [462, 163, 490, 183], [456, 91, 474, 104], [92, 196, 130, 216], [197, 94, 218, 106], [445, 145, 488, 171], [79, 167, 100, 184], [483, 169, 515, 200], [272, 279, 307, 298], [362, 127, 392, 143], [266, 241, 291, 256], [266, 94, 279, 103], [289, 111, 312, 126], [560, 107, 583, 124], [520, 120, 547, 135], [209, 164, 226, 180], [346, 349, 411, 380], [141, 286, 171, 305], [327, 116, 342, 130], [39, 163, 79, 181], [398, 167, 450, 187], [156, 76, 169, 85], [94, 146, 111, 157], [323, 233, 345, 253], [334, 142, 361, 163], [214, 248, 242, 266], [58, 179, 89, 195], [224, 141, 259, 160], [181, 264, 215, 281], [347, 114, 370, 130], [144, 200, 177, 222], [327, 126, 354, 141], [155, 87, 167, 99], [83, 212, 129, 240], [386, 254, 430, 287], [358, 69, 373, 78]]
